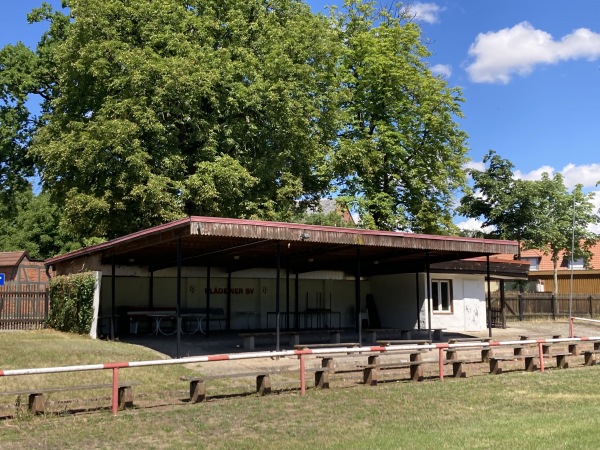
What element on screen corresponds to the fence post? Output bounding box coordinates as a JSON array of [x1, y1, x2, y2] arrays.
[[551, 294, 556, 320], [518, 292, 524, 321], [590, 296, 593, 318]]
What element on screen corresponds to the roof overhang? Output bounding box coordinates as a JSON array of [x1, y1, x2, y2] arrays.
[[46, 216, 521, 276], [430, 257, 530, 280]]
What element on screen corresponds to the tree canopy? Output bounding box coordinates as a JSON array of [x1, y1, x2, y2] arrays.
[[332, 1, 468, 233], [28, 0, 342, 240], [460, 150, 599, 298], [1, 0, 471, 255]]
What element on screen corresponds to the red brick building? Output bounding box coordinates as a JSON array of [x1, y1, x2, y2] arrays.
[[518, 246, 600, 295], [0, 251, 49, 288]]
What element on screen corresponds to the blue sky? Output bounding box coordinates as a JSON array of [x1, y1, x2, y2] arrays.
[[3, 1, 600, 230]]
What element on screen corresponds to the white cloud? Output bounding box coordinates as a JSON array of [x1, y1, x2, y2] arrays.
[[513, 163, 600, 189], [431, 64, 452, 78], [464, 160, 486, 172], [561, 163, 600, 189], [590, 191, 600, 234], [408, 2, 444, 24], [456, 217, 494, 233], [513, 165, 556, 182], [466, 22, 600, 84]]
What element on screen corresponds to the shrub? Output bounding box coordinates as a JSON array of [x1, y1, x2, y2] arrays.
[[47, 272, 96, 334]]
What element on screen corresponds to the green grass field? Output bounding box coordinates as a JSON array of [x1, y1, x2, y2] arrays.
[[1, 330, 600, 449]]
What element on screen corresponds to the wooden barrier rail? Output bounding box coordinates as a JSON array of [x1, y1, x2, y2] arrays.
[[3, 335, 600, 415]]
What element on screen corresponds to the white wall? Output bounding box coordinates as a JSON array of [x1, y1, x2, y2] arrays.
[[427, 274, 487, 332]]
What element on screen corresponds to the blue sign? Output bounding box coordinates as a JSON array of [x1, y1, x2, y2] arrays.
[[0, 273, 4, 286]]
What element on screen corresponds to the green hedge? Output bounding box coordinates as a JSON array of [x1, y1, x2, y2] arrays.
[[48, 272, 96, 334]]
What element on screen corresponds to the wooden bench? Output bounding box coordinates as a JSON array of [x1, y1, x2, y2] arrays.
[[294, 342, 360, 350], [377, 339, 431, 346], [424, 328, 446, 340], [361, 351, 430, 385], [182, 367, 331, 402], [581, 341, 600, 366], [0, 383, 135, 415], [489, 350, 574, 374], [447, 337, 493, 362], [364, 328, 413, 342], [239, 329, 343, 350], [489, 354, 537, 374], [519, 335, 562, 355], [181, 372, 273, 402]]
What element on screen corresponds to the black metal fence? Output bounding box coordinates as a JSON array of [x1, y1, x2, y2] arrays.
[[491, 292, 600, 322], [0, 284, 48, 330]]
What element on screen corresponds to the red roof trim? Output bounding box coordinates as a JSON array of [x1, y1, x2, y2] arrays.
[[45, 217, 192, 265]]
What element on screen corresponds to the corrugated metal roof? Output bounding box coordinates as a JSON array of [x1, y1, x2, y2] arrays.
[[46, 216, 520, 275]]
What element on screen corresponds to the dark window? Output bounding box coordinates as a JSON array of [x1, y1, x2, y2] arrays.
[[431, 280, 452, 313]]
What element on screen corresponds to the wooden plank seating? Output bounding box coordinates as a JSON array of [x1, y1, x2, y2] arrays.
[[519, 335, 562, 355], [447, 337, 493, 362], [182, 366, 333, 402], [376, 339, 431, 346], [427, 328, 446, 341], [364, 328, 413, 342], [361, 350, 431, 385], [581, 341, 600, 366], [489, 346, 575, 374], [489, 354, 537, 374], [239, 329, 343, 350], [181, 372, 273, 402], [0, 382, 136, 415], [294, 342, 360, 351]]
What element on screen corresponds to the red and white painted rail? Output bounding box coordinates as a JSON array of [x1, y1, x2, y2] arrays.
[[3, 335, 600, 415], [571, 317, 600, 338]]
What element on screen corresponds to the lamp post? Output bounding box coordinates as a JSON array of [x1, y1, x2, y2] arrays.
[[569, 191, 576, 337]]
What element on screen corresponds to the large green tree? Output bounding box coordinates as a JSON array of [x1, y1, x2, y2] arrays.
[[458, 150, 543, 253], [0, 43, 37, 212], [2, 0, 473, 245], [332, 1, 468, 233], [0, 187, 81, 259], [529, 173, 599, 300], [460, 150, 599, 300], [26, 0, 341, 240]]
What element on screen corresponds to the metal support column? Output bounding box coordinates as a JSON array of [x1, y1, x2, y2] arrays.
[[275, 242, 281, 351], [355, 246, 361, 342], [111, 255, 116, 341], [295, 273, 300, 331], [415, 271, 421, 330], [487, 255, 492, 338], [425, 251, 432, 340], [176, 236, 182, 359], [286, 267, 290, 330], [226, 271, 232, 331], [206, 263, 211, 338], [149, 270, 154, 309]]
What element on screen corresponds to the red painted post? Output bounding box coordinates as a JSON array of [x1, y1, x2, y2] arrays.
[[112, 367, 119, 415], [438, 348, 444, 381], [299, 354, 306, 396], [570, 317, 574, 338], [538, 342, 545, 373]]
